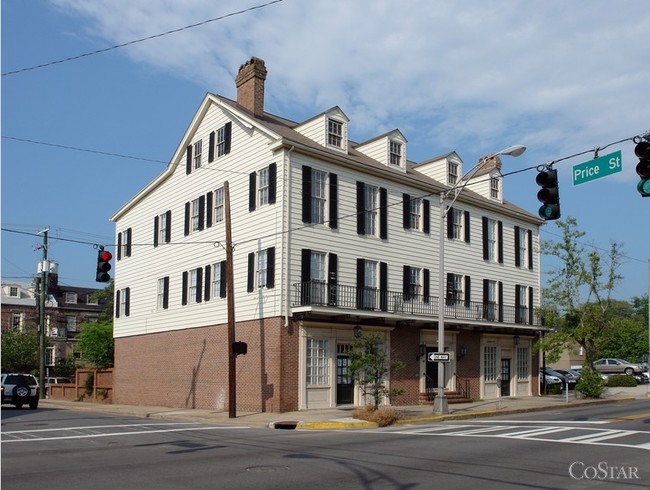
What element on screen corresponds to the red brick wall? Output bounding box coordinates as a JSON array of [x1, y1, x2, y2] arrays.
[[113, 316, 298, 413], [455, 331, 482, 401], [389, 325, 421, 405]]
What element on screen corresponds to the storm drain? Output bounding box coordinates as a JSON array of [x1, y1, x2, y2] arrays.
[[272, 421, 299, 430]]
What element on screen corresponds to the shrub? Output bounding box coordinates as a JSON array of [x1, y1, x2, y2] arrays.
[[606, 374, 637, 387], [84, 373, 94, 395], [352, 405, 400, 427], [575, 368, 606, 398], [545, 383, 562, 395]]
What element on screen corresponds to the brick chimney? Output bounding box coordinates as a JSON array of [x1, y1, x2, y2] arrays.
[[236, 57, 267, 117]]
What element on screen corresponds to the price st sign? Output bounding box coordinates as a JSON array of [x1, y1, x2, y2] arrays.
[[573, 150, 622, 186]]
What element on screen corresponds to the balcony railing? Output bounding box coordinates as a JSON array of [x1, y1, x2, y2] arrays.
[[292, 281, 541, 326]]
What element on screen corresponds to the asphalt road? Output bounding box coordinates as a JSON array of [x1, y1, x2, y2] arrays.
[[2, 400, 648, 489]]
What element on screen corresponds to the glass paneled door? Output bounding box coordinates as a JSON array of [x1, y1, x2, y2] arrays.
[[336, 344, 354, 405]]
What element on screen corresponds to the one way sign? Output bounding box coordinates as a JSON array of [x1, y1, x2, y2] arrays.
[[427, 352, 450, 362]]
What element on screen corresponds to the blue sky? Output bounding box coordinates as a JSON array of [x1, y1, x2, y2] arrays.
[[2, 0, 649, 300]]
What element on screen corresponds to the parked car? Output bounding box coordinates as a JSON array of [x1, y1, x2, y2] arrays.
[[541, 367, 577, 390], [554, 369, 581, 383], [593, 358, 647, 376], [540, 372, 562, 392], [1, 373, 40, 409], [634, 372, 649, 384]]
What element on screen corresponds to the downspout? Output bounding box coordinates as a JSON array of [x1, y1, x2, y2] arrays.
[[284, 145, 295, 327]]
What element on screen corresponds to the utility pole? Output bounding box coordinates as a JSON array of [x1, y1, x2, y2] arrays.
[[37, 228, 48, 399], [224, 182, 237, 418]]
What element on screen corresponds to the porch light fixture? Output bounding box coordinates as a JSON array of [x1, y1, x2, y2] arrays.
[[513, 335, 520, 346], [418, 343, 427, 360], [458, 346, 467, 359], [435, 144, 527, 415], [354, 325, 362, 338]]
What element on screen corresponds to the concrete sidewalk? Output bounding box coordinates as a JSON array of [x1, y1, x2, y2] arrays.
[[40, 385, 649, 430]]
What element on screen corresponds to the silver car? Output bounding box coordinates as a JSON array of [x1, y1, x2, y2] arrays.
[[593, 358, 646, 376]]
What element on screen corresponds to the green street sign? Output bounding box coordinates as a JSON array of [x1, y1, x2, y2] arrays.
[[573, 150, 622, 186]]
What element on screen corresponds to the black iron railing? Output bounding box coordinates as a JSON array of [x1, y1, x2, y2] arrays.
[[292, 281, 541, 326]]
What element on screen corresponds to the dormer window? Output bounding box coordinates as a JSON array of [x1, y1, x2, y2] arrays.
[[65, 292, 77, 304], [327, 119, 343, 147], [490, 176, 500, 199], [9, 286, 18, 297], [448, 160, 459, 185], [389, 141, 402, 166]]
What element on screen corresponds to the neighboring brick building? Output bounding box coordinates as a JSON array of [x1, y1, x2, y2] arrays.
[[1, 268, 108, 372], [111, 57, 544, 413]]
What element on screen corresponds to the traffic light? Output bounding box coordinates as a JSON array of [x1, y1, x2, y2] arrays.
[[96, 248, 112, 282], [635, 141, 650, 197], [233, 341, 248, 356], [536, 168, 561, 220]]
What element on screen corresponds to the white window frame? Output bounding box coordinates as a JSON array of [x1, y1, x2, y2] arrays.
[[188, 269, 198, 304], [306, 338, 329, 385], [451, 208, 464, 240], [490, 176, 500, 199], [193, 140, 202, 170], [258, 167, 269, 206], [518, 227, 528, 268], [157, 278, 166, 310], [389, 140, 402, 166], [9, 286, 18, 297], [448, 161, 459, 185], [66, 315, 76, 332], [214, 187, 224, 223], [486, 218, 497, 262], [158, 211, 169, 243], [46, 346, 55, 367], [211, 262, 223, 298], [516, 346, 529, 379], [86, 294, 98, 305], [484, 345, 497, 381], [191, 198, 201, 232], [311, 169, 327, 224], [65, 292, 77, 304], [216, 126, 227, 157], [257, 250, 268, 289], [409, 267, 422, 299], [364, 185, 379, 236], [327, 119, 343, 147], [11, 312, 23, 328], [410, 197, 421, 230], [362, 260, 378, 308], [119, 288, 128, 317]]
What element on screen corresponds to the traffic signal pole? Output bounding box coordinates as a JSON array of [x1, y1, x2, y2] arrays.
[[38, 229, 48, 399], [224, 181, 237, 418]]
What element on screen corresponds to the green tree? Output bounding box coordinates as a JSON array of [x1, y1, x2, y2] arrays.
[[76, 322, 114, 368], [1, 330, 39, 373], [51, 353, 77, 378], [348, 331, 405, 410], [537, 217, 624, 397]]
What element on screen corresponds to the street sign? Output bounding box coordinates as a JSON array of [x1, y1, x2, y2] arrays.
[[427, 352, 450, 362], [572, 150, 622, 186]]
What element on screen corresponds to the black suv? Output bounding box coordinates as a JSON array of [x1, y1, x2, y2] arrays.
[[1, 373, 40, 409]]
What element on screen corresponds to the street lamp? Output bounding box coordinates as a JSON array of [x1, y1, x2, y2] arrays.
[[433, 144, 526, 414]]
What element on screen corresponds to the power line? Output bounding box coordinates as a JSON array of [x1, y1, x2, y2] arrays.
[[2, 0, 285, 77]]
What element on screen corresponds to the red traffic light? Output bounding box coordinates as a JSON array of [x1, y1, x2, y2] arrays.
[[99, 250, 113, 262]]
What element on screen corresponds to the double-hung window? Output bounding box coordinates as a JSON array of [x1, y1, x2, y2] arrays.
[[306, 338, 329, 385], [211, 262, 226, 299], [247, 247, 275, 291], [158, 211, 169, 244], [191, 198, 201, 232], [410, 197, 421, 230], [309, 252, 326, 304], [389, 141, 402, 166], [311, 169, 326, 224], [188, 269, 198, 304], [193, 140, 202, 170], [249, 163, 276, 211], [452, 208, 463, 239], [490, 176, 500, 199], [327, 119, 342, 147], [484, 345, 497, 381], [157, 277, 169, 310], [448, 160, 459, 185], [482, 217, 503, 263], [364, 185, 378, 236], [115, 288, 130, 318], [216, 122, 232, 157], [258, 167, 269, 206], [302, 166, 338, 228], [117, 228, 132, 259]]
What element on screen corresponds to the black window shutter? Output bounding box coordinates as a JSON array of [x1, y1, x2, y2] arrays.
[[204, 265, 211, 301], [153, 216, 159, 248], [302, 166, 312, 223], [329, 173, 338, 229], [165, 210, 172, 243], [356, 182, 365, 235], [328, 253, 338, 306], [515, 284, 521, 311], [117, 232, 122, 260], [186, 145, 192, 174], [379, 262, 388, 311], [182, 271, 188, 305], [447, 208, 454, 239], [423, 268, 430, 303], [206, 192, 213, 228], [527, 230, 533, 270], [115, 289, 121, 318], [498, 221, 504, 264], [223, 122, 232, 154], [266, 247, 275, 289], [498, 281, 504, 322], [184, 202, 190, 236], [301, 249, 311, 305], [380, 188, 388, 239], [357, 259, 365, 309], [403, 193, 411, 229], [249, 172, 257, 212], [208, 131, 215, 162], [483, 279, 489, 304], [402, 265, 410, 301], [423, 199, 430, 234], [247, 252, 255, 292], [464, 276, 471, 307], [514, 225, 521, 267], [198, 196, 205, 231], [219, 261, 227, 298], [446, 273, 454, 301], [196, 267, 203, 303], [163, 276, 169, 309], [124, 288, 130, 317], [464, 211, 470, 242], [268, 163, 277, 204], [528, 287, 534, 324], [482, 217, 489, 260], [126, 228, 132, 257]]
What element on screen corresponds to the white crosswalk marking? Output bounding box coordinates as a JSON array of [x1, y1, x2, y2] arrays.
[[380, 423, 650, 450]]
